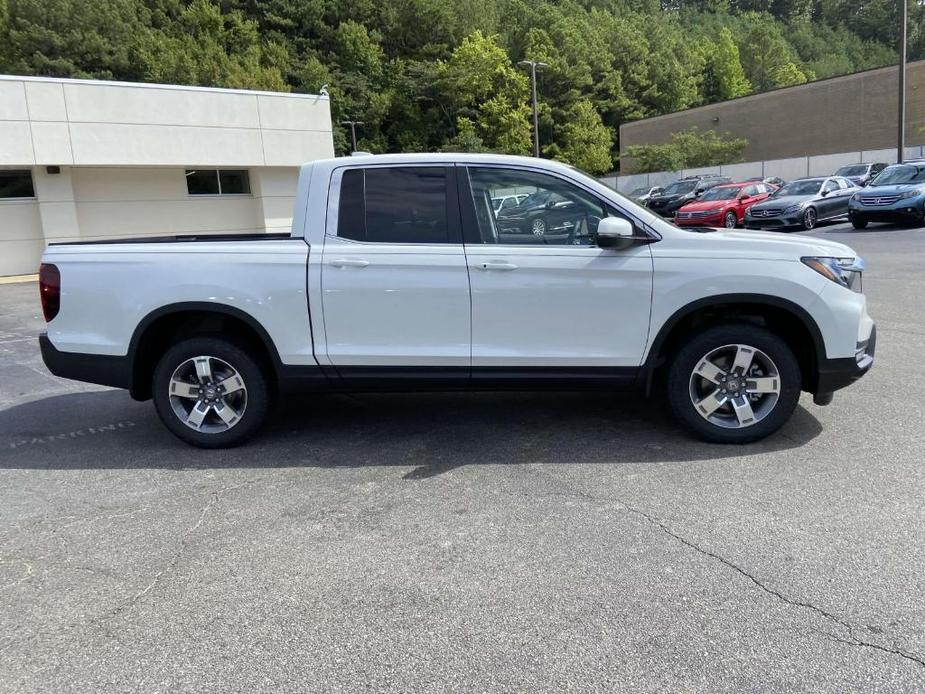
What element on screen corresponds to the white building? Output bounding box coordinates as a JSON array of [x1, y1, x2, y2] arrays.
[[0, 75, 334, 276]]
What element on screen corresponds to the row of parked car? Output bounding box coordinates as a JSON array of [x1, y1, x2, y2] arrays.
[[630, 159, 925, 231]]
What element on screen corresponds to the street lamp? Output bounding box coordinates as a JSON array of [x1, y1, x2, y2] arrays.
[[518, 60, 548, 158], [897, 0, 907, 163], [340, 119, 364, 153]]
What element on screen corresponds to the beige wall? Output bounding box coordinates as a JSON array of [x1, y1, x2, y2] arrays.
[[0, 75, 331, 275], [0, 76, 334, 168], [0, 166, 300, 274], [0, 198, 43, 276], [619, 61, 925, 174]]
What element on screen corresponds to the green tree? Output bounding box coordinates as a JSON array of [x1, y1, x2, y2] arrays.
[[738, 16, 808, 91], [624, 128, 747, 173], [1, 0, 151, 79], [140, 0, 288, 91], [434, 31, 531, 154], [703, 28, 751, 102], [545, 100, 613, 174]]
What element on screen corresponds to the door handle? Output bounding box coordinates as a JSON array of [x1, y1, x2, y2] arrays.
[[329, 258, 369, 268], [478, 261, 518, 271]]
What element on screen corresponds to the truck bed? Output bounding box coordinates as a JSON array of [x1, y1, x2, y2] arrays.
[[49, 232, 293, 246]]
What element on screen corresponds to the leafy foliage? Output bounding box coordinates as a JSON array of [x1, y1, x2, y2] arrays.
[[0, 0, 919, 174], [624, 127, 748, 172]]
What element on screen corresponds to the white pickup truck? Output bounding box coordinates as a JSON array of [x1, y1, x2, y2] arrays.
[[38, 154, 875, 448]]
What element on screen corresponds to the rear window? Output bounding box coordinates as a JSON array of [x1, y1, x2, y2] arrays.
[[337, 167, 451, 243]]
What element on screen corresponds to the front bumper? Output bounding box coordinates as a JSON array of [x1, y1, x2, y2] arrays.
[[744, 213, 803, 229], [848, 201, 924, 225], [815, 324, 876, 394], [676, 212, 725, 227]]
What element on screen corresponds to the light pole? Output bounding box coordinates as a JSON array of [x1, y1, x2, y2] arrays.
[[897, 0, 907, 163], [518, 60, 548, 158], [340, 119, 364, 153]]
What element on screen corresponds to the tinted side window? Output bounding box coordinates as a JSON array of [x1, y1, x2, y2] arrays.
[[337, 167, 450, 244]]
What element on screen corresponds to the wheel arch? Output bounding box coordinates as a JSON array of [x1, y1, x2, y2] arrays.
[[644, 294, 826, 393], [127, 302, 283, 401]]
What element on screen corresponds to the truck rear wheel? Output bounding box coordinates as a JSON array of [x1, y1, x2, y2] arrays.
[[152, 337, 269, 448], [666, 324, 801, 444]]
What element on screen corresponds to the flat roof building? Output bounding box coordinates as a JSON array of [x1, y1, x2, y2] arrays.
[[0, 75, 334, 276], [619, 60, 925, 174]]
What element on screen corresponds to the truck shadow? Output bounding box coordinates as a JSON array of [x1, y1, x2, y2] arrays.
[[0, 389, 823, 475]]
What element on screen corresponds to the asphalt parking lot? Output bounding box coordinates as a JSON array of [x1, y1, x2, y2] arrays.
[[1, 221, 924, 693]]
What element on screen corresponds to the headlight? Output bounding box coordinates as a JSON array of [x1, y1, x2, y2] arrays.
[[851, 192, 861, 201], [801, 256, 864, 291], [703, 207, 722, 215], [783, 204, 802, 214], [899, 189, 924, 200]]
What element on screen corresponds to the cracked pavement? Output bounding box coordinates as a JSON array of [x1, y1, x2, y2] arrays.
[[1, 221, 924, 692]]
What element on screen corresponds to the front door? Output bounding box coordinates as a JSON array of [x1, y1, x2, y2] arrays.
[[320, 165, 470, 378], [460, 166, 654, 382]]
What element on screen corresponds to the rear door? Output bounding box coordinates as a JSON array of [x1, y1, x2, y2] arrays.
[[459, 165, 654, 380], [320, 165, 471, 377]]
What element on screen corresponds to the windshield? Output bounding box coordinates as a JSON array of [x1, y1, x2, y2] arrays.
[[699, 186, 740, 201], [871, 164, 925, 186], [773, 180, 822, 197], [836, 165, 868, 177], [663, 180, 697, 196]]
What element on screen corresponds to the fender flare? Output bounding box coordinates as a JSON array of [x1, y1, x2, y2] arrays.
[[643, 292, 826, 375]]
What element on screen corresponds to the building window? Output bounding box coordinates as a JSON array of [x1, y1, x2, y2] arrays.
[[185, 169, 251, 196], [0, 170, 35, 199]]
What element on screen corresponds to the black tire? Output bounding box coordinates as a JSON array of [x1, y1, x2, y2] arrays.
[[152, 336, 270, 448], [851, 217, 868, 230], [801, 207, 817, 230], [723, 211, 738, 229], [666, 324, 802, 444]]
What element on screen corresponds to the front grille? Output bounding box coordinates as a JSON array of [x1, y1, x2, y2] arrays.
[[678, 210, 712, 219], [750, 208, 782, 218], [859, 195, 900, 206]]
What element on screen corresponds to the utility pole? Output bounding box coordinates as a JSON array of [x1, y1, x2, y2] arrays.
[[898, 0, 907, 163], [340, 119, 364, 153], [518, 60, 548, 158]]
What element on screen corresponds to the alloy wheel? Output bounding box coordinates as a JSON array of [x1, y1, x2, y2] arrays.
[[688, 343, 781, 429], [803, 208, 817, 229], [531, 218, 546, 236], [724, 212, 737, 228], [168, 355, 247, 433]]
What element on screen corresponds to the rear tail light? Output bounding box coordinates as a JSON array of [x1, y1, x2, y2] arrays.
[[39, 263, 60, 322]]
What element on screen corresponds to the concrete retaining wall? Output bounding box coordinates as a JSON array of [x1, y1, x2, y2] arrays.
[[607, 146, 925, 193]]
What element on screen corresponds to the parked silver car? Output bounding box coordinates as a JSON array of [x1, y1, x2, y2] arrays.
[[744, 176, 859, 231]]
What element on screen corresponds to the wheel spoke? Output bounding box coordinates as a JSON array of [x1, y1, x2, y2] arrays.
[[170, 378, 199, 399], [194, 357, 213, 383], [213, 401, 240, 427], [694, 359, 726, 384], [731, 396, 756, 427], [186, 401, 210, 429], [216, 374, 245, 395], [731, 345, 755, 374], [746, 376, 779, 394], [695, 389, 727, 417]]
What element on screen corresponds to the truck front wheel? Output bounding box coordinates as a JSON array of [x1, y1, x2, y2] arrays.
[[666, 324, 801, 444], [152, 337, 269, 448]]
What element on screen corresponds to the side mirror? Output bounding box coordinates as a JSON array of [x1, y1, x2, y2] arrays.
[[596, 216, 637, 249], [820, 189, 830, 197]]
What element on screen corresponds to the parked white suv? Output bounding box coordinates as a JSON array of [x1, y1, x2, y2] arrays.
[[38, 154, 875, 447]]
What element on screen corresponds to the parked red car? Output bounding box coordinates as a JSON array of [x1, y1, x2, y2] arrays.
[[674, 182, 776, 228]]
